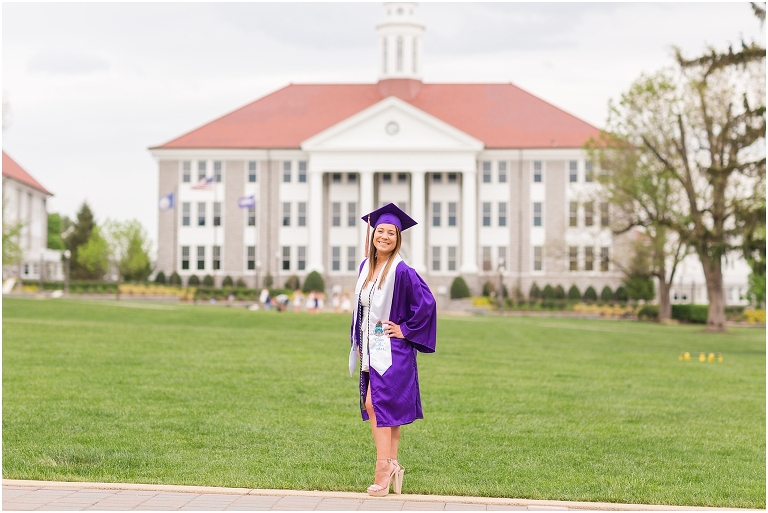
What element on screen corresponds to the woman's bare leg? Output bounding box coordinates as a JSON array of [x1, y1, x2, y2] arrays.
[[390, 426, 401, 461], [365, 383, 395, 489]]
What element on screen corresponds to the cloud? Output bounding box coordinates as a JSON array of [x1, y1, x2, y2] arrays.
[[27, 51, 109, 75]]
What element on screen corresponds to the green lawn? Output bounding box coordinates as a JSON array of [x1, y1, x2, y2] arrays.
[[2, 298, 764, 508]]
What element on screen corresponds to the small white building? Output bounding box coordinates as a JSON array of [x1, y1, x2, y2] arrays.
[[2, 151, 63, 282]]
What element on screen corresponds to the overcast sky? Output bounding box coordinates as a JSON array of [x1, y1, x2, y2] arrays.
[[2, 2, 763, 249]]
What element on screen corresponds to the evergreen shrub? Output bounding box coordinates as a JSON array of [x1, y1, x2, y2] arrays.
[[542, 284, 555, 300], [482, 281, 496, 297], [672, 304, 708, 324], [154, 271, 166, 285], [638, 304, 659, 319], [584, 286, 598, 302], [169, 272, 182, 286], [188, 275, 200, 286], [600, 286, 613, 302], [529, 282, 541, 301], [554, 285, 565, 299], [303, 271, 325, 293], [222, 275, 234, 287], [235, 278, 247, 288], [450, 276, 471, 299], [203, 275, 214, 287], [285, 275, 301, 291], [615, 286, 628, 302], [568, 285, 581, 300], [263, 273, 274, 288]]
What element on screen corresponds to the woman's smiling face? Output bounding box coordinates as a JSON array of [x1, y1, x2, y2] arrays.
[[373, 223, 398, 256]]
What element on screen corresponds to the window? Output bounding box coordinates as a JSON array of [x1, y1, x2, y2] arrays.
[[569, 202, 578, 227], [247, 246, 256, 270], [182, 202, 190, 226], [482, 161, 491, 183], [347, 246, 356, 271], [347, 202, 356, 227], [448, 246, 457, 271], [533, 246, 543, 271], [213, 246, 221, 270], [498, 202, 507, 227], [600, 202, 610, 227], [448, 173, 458, 183], [181, 246, 190, 270], [396, 36, 403, 71], [248, 161, 257, 182], [432, 246, 441, 271], [448, 202, 457, 227], [482, 202, 491, 227], [213, 161, 222, 182], [282, 202, 291, 227], [197, 246, 205, 270], [282, 246, 291, 271], [498, 247, 507, 269], [298, 202, 307, 227], [332, 202, 341, 227], [347, 173, 357, 183], [432, 173, 442, 183], [182, 161, 191, 183], [482, 246, 492, 271], [332, 173, 342, 183], [585, 247, 594, 271], [382, 173, 392, 184], [398, 173, 407, 184], [498, 161, 507, 183], [197, 202, 206, 226], [332, 246, 341, 271], [23, 264, 29, 276], [398, 201, 408, 212], [298, 161, 307, 183], [198, 161, 207, 181], [248, 205, 256, 226], [585, 161, 594, 182], [283, 161, 292, 182], [432, 202, 441, 227], [584, 201, 594, 227], [298, 246, 306, 271], [569, 161, 578, 183], [600, 247, 610, 271], [533, 161, 542, 183], [533, 202, 542, 227], [569, 246, 578, 271], [213, 202, 221, 226]]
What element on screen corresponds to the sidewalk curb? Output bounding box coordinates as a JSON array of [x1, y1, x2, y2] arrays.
[[3, 479, 746, 511]]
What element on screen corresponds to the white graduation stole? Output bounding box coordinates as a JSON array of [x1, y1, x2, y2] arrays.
[[349, 254, 402, 377]]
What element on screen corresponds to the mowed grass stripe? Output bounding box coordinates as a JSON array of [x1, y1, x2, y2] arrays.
[[2, 298, 764, 507]]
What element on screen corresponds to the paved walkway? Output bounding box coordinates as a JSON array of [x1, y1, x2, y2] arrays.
[[2, 480, 746, 511]]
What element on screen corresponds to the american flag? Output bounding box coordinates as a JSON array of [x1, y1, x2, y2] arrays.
[[191, 176, 214, 190]]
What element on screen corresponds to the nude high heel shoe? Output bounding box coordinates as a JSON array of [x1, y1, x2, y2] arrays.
[[367, 458, 396, 497], [392, 460, 405, 495]]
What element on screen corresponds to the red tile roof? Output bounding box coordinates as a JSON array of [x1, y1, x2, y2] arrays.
[[155, 80, 600, 150], [2, 151, 52, 195]]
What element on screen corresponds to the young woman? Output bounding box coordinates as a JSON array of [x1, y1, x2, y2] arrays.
[[349, 203, 437, 497]]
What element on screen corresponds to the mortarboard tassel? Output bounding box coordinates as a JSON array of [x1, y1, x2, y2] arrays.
[[364, 216, 371, 258]]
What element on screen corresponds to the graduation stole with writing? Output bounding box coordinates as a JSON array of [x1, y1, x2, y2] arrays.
[[349, 254, 403, 377]]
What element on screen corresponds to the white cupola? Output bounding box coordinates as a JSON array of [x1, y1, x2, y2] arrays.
[[377, 2, 424, 82]]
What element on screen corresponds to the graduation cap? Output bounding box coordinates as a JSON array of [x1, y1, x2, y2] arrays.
[[361, 203, 418, 257]]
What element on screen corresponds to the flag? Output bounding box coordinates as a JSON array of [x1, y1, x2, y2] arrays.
[[238, 195, 255, 208], [158, 192, 174, 211], [191, 176, 214, 190]]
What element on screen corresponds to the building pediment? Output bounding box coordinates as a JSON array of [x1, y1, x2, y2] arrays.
[[301, 96, 484, 153]]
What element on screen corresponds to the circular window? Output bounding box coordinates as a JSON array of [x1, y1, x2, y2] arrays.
[[386, 121, 399, 136]]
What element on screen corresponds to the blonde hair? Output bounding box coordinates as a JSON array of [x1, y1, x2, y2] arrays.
[[363, 225, 402, 290]]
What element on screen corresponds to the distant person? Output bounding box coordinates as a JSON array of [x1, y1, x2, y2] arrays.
[[317, 293, 324, 313], [259, 288, 269, 309], [349, 203, 437, 497], [307, 291, 316, 314], [341, 293, 352, 314], [293, 289, 304, 313], [332, 293, 341, 313]]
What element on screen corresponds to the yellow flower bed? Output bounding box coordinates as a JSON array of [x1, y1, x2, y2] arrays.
[[472, 296, 492, 307], [22, 285, 39, 292], [118, 284, 195, 301], [573, 303, 636, 317], [744, 309, 766, 324]]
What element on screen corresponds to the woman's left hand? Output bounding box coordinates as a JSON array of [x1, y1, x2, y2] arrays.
[[384, 321, 403, 339]]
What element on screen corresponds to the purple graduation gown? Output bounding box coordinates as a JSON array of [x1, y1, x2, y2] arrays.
[[350, 260, 437, 427]]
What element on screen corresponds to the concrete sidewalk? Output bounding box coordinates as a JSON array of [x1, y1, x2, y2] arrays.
[[2, 480, 747, 511]]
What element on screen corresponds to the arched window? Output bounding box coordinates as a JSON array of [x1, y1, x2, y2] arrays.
[[396, 36, 403, 72], [412, 38, 418, 74], [382, 38, 388, 74]]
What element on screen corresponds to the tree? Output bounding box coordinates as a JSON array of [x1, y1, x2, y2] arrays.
[[598, 10, 765, 330], [103, 219, 153, 282], [450, 276, 471, 299], [2, 195, 22, 267], [65, 202, 97, 280], [302, 271, 325, 293], [76, 226, 109, 280], [47, 213, 66, 250], [568, 285, 581, 301]]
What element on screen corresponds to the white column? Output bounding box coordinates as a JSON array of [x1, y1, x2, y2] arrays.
[[410, 170, 427, 273], [308, 170, 324, 273], [460, 169, 478, 273], [360, 171, 375, 257]]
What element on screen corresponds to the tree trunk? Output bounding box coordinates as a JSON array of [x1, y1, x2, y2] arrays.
[[699, 251, 726, 332], [657, 277, 672, 321]]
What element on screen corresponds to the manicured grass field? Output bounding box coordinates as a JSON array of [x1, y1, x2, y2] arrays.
[[2, 298, 765, 508]]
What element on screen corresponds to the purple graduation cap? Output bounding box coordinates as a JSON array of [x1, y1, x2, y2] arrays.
[[361, 203, 418, 257]]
